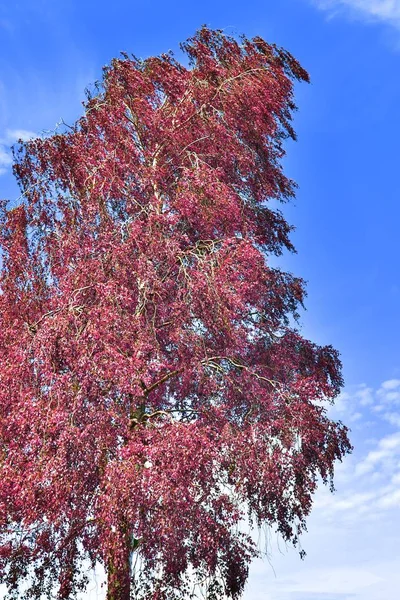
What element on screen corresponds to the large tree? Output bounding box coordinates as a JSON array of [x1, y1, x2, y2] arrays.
[[0, 27, 351, 600]]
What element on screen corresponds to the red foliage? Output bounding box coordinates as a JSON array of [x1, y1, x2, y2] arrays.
[[0, 27, 351, 600]]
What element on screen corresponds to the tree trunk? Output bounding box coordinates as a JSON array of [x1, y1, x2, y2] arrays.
[[106, 532, 132, 600]]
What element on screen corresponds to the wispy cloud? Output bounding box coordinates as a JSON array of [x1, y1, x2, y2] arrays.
[[244, 374, 400, 599], [324, 380, 400, 506], [329, 378, 400, 428], [354, 430, 400, 476], [0, 145, 12, 176], [313, 0, 400, 26], [0, 128, 36, 177], [5, 128, 36, 142]]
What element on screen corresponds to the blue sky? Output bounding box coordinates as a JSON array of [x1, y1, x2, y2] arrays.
[[1, 1, 400, 599]]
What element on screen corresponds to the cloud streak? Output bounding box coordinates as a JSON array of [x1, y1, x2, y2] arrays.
[[0, 146, 12, 176], [244, 374, 400, 599], [313, 0, 400, 26], [0, 128, 36, 177]]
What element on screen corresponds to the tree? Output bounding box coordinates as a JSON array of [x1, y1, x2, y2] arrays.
[[0, 27, 351, 600]]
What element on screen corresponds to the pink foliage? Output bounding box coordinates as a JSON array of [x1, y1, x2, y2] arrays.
[[0, 27, 351, 600]]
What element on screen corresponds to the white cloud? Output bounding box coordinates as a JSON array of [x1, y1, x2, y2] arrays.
[[244, 371, 400, 599], [355, 431, 400, 475], [377, 487, 400, 508], [5, 128, 36, 142], [356, 384, 374, 405], [313, 0, 400, 26], [374, 380, 400, 426], [377, 385, 400, 405], [384, 411, 400, 426], [306, 378, 400, 518], [337, 378, 400, 428], [0, 144, 12, 176], [326, 383, 373, 422], [381, 378, 400, 390], [0, 128, 37, 176], [0, 147, 12, 165], [268, 565, 383, 594]]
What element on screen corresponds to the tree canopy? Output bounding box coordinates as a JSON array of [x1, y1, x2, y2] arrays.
[[0, 26, 351, 600]]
